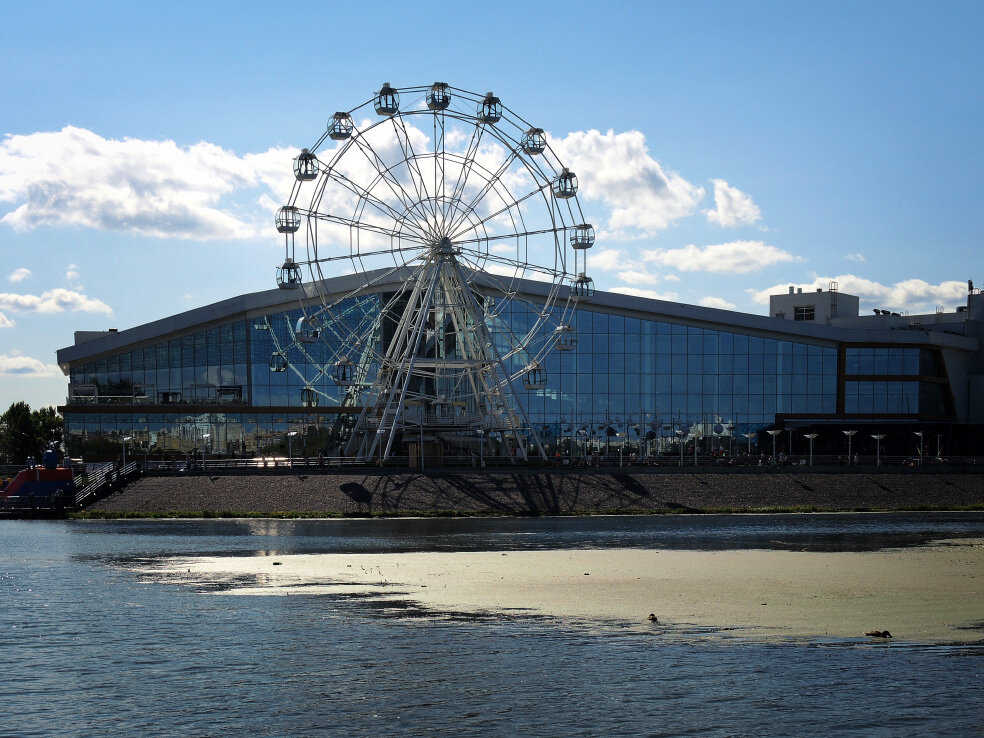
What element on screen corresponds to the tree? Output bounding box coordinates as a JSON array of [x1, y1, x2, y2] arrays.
[[0, 401, 35, 464], [33, 406, 63, 454], [0, 402, 63, 464]]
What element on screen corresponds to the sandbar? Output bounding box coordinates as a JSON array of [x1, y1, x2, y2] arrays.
[[154, 540, 984, 642]]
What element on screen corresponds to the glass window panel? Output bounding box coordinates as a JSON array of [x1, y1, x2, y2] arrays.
[[903, 349, 920, 375], [845, 348, 860, 374]]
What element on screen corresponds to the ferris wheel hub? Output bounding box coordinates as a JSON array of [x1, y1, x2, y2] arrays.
[[433, 236, 456, 255]]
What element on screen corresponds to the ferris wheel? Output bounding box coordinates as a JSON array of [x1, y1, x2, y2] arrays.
[[273, 82, 596, 462]]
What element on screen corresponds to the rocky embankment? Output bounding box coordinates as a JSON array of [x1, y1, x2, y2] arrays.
[[85, 467, 984, 516]]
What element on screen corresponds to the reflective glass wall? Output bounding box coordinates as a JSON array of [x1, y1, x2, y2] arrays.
[[64, 297, 953, 457]]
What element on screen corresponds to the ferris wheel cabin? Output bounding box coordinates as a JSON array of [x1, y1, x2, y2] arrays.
[[521, 128, 546, 155], [293, 149, 319, 181], [426, 82, 451, 110], [374, 83, 400, 116], [553, 168, 578, 199], [477, 92, 502, 124], [570, 223, 595, 250], [328, 112, 354, 140]]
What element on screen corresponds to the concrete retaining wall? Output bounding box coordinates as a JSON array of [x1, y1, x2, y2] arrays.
[[88, 468, 984, 515]]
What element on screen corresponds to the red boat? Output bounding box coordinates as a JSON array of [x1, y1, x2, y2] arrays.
[[0, 450, 75, 511]]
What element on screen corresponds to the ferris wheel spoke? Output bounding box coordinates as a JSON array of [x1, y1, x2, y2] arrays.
[[445, 147, 521, 236], [456, 250, 564, 310], [434, 110, 446, 215], [324, 169, 431, 241], [348, 126, 434, 234], [300, 209, 429, 246], [318, 254, 426, 317], [389, 113, 438, 224], [442, 123, 485, 232], [453, 225, 564, 246], [449, 181, 551, 241], [309, 244, 426, 267]]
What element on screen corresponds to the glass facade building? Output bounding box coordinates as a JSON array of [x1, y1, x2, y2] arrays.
[[57, 276, 972, 460]]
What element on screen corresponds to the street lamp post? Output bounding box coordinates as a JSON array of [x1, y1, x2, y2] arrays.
[[871, 434, 886, 466], [913, 431, 923, 466], [843, 430, 857, 466], [675, 428, 685, 467], [287, 430, 298, 467], [122, 435, 133, 468], [479, 428, 485, 468], [201, 433, 210, 471], [743, 432, 755, 461], [766, 429, 782, 465], [804, 433, 818, 466]]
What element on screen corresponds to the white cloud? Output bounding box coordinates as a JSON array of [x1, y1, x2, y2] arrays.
[[616, 268, 662, 285], [0, 312, 13, 328], [0, 126, 296, 240], [551, 129, 705, 240], [588, 248, 626, 272], [0, 288, 112, 315], [698, 296, 737, 310], [748, 274, 968, 313], [65, 263, 80, 281], [643, 240, 798, 273], [663, 274, 681, 283], [8, 267, 31, 283], [844, 252, 866, 262], [0, 351, 62, 377], [705, 179, 761, 227], [611, 286, 679, 301]]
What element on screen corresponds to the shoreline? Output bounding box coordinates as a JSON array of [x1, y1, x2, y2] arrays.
[[149, 539, 984, 644], [71, 502, 984, 519]]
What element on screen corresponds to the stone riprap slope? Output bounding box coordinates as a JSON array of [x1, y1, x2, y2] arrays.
[[88, 469, 984, 515]]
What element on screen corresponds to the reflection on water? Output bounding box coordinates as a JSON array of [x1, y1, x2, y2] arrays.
[[1, 513, 982, 737], [61, 511, 984, 561]]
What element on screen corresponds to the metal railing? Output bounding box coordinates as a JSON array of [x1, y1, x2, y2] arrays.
[[133, 452, 984, 473], [75, 461, 139, 507]]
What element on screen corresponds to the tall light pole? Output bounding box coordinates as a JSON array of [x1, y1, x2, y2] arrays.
[[766, 429, 782, 464], [478, 428, 485, 468], [287, 430, 298, 467], [804, 433, 818, 466], [913, 430, 923, 466], [743, 432, 755, 460], [871, 434, 886, 466], [843, 430, 857, 465], [675, 428, 685, 467], [122, 435, 133, 468], [201, 432, 210, 471]]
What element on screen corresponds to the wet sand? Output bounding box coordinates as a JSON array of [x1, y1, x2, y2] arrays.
[[156, 539, 984, 642]]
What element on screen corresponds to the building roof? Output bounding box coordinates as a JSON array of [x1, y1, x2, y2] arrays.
[[56, 268, 979, 371]]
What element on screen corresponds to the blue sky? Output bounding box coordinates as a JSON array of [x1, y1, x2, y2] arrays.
[[1, 0, 982, 409]]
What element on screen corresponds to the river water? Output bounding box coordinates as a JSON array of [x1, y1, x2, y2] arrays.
[[2, 513, 982, 736]]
